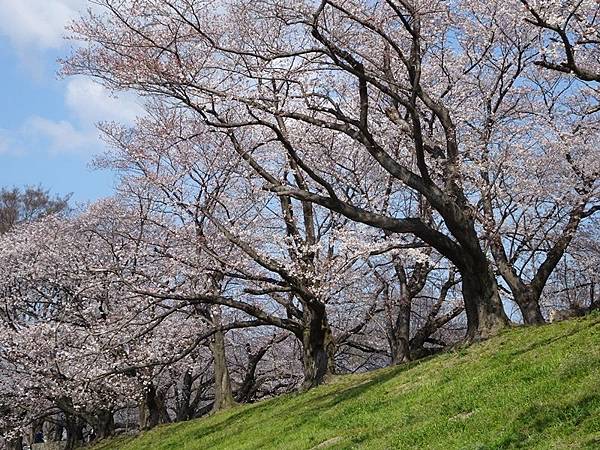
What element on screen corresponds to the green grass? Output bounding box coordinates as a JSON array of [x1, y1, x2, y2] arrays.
[[92, 314, 600, 449]]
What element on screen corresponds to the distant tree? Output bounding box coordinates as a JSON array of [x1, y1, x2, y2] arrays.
[[0, 186, 71, 234]]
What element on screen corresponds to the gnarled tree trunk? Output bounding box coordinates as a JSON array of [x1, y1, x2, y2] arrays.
[[300, 304, 335, 390], [139, 383, 170, 430], [90, 409, 114, 440], [461, 262, 509, 341], [389, 297, 411, 365]]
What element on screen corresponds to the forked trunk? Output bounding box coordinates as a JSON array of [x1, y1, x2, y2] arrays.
[[301, 305, 335, 390], [236, 345, 270, 403], [514, 288, 545, 325], [139, 383, 169, 429]]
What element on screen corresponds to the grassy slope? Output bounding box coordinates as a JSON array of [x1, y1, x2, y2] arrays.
[[94, 314, 600, 450]]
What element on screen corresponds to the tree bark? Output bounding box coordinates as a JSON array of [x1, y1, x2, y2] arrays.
[[461, 264, 509, 340], [389, 297, 411, 365], [64, 414, 84, 450], [43, 418, 64, 443], [300, 304, 335, 390], [139, 383, 169, 429], [590, 282, 599, 311], [514, 288, 545, 324], [236, 345, 269, 403], [90, 409, 114, 440], [53, 422, 64, 442], [489, 242, 546, 325], [6, 437, 23, 450], [488, 200, 592, 325], [210, 326, 236, 412], [175, 369, 194, 422], [209, 304, 236, 412]]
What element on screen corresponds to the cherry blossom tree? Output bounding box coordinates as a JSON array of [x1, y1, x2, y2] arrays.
[[0, 201, 222, 445], [4, 0, 600, 444], [59, 0, 517, 339], [520, 0, 600, 82], [97, 110, 379, 388]]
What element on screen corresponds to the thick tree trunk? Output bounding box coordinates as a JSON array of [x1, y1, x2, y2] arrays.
[[300, 305, 335, 390], [389, 297, 411, 365], [210, 328, 236, 412], [461, 265, 509, 340], [514, 288, 545, 324], [202, 303, 236, 413], [6, 437, 23, 450], [91, 409, 114, 440], [64, 414, 84, 450], [139, 384, 169, 429]]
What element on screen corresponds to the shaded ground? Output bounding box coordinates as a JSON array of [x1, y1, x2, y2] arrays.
[[92, 314, 600, 449]]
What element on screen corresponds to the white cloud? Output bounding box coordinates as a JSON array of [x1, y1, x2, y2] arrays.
[[25, 116, 97, 154], [0, 0, 85, 50], [0, 129, 17, 155], [0, 1, 144, 156], [0, 117, 97, 156], [66, 77, 144, 125], [1, 78, 145, 156]]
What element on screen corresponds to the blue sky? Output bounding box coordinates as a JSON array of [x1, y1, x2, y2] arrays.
[[0, 0, 143, 204]]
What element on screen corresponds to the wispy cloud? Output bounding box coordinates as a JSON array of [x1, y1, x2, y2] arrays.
[[25, 116, 96, 154], [66, 77, 144, 126], [7, 78, 144, 156], [0, 0, 84, 51], [0, 128, 23, 155], [0, 1, 144, 157]]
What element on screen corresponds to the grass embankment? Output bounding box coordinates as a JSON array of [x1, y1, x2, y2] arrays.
[[93, 314, 600, 449]]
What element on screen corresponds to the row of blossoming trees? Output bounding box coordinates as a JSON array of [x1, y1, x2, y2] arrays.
[[1, 0, 599, 448]]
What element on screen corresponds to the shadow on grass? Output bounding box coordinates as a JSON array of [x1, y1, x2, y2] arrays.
[[503, 318, 600, 359], [312, 356, 439, 408], [178, 358, 435, 446], [494, 394, 600, 449], [110, 316, 600, 450], [89, 435, 137, 450]]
